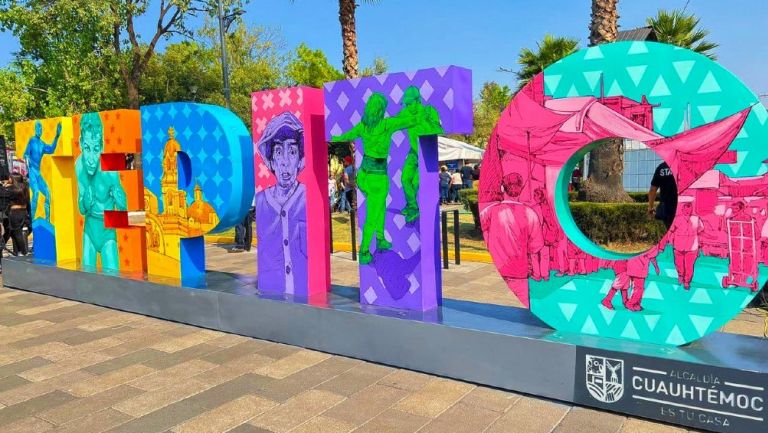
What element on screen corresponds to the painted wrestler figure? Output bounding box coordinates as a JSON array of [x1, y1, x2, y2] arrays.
[[24, 120, 61, 221], [76, 113, 127, 272], [332, 93, 432, 264], [400, 86, 443, 222]]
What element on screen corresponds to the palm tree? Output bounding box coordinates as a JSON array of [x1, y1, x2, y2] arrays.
[[584, 0, 631, 203], [516, 35, 579, 90], [338, 0, 379, 78], [647, 9, 718, 59], [589, 0, 619, 45]]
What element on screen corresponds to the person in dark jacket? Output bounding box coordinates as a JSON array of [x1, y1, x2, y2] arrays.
[[0, 174, 29, 271]]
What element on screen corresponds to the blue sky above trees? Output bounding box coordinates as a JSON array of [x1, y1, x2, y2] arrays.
[[0, 0, 765, 98]]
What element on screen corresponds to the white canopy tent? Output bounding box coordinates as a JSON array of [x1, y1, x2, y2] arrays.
[[438, 136, 484, 162]]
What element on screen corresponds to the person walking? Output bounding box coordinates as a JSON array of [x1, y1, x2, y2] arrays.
[[338, 156, 354, 213], [648, 161, 677, 228], [438, 166, 451, 204], [4, 174, 29, 257], [231, 195, 255, 253], [328, 174, 337, 212], [450, 169, 463, 203], [460, 160, 474, 189]]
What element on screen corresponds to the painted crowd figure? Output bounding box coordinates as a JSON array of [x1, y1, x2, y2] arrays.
[[332, 87, 443, 265], [24, 120, 61, 221], [256, 112, 308, 294], [76, 113, 128, 272]]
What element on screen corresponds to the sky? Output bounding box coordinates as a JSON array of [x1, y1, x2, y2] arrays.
[[0, 0, 766, 98]]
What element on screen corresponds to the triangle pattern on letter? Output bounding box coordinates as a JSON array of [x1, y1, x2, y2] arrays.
[[583, 71, 602, 93], [653, 108, 672, 131], [689, 288, 713, 305], [672, 60, 695, 83], [698, 71, 722, 94], [606, 80, 623, 96], [559, 303, 578, 322], [650, 76, 671, 97], [626, 65, 647, 86], [581, 316, 598, 334], [599, 306, 616, 326], [544, 74, 562, 95], [644, 314, 661, 332], [627, 41, 649, 55], [689, 315, 714, 336], [666, 325, 686, 345], [697, 105, 722, 123], [621, 320, 640, 339], [584, 46, 604, 60]]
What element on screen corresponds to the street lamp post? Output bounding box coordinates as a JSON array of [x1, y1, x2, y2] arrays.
[[217, 0, 232, 108]]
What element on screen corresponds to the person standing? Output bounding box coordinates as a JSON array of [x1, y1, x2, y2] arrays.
[[5, 174, 29, 257], [571, 166, 582, 192], [338, 156, 354, 213], [450, 169, 463, 203], [438, 166, 451, 204], [460, 160, 474, 189], [479, 172, 543, 307], [648, 161, 677, 228], [669, 202, 703, 290], [328, 174, 337, 212]]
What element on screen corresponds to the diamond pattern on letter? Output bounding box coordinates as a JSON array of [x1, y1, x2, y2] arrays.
[[407, 274, 420, 294], [420, 81, 434, 100], [407, 233, 420, 253], [363, 287, 377, 304]]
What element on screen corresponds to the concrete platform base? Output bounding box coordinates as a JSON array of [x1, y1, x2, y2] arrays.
[[3, 256, 767, 433]]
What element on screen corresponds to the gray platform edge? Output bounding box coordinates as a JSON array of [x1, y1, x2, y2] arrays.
[[3, 257, 575, 401]]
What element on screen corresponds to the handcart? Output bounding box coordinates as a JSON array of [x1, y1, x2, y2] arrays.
[[722, 217, 759, 292]]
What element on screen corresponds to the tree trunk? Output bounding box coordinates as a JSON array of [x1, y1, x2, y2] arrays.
[[338, 0, 359, 79], [589, 0, 619, 45], [585, 0, 630, 202], [126, 76, 140, 109]]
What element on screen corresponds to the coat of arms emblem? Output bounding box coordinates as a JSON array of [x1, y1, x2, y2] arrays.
[[586, 355, 624, 403]]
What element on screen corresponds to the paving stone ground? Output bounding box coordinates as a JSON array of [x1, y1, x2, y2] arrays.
[[0, 243, 763, 432]]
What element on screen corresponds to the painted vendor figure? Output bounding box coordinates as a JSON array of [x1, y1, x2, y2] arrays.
[[255, 112, 308, 295]]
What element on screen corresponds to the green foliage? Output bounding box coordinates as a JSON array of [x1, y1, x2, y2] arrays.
[[0, 68, 34, 139], [454, 81, 513, 148], [0, 0, 124, 133], [360, 57, 388, 77], [568, 191, 654, 203], [0, 0, 376, 139], [569, 202, 667, 245], [516, 34, 579, 89], [285, 43, 344, 88], [460, 189, 666, 244], [647, 9, 718, 59]]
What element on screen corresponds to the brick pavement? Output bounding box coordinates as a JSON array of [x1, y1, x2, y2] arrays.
[[0, 243, 761, 432]]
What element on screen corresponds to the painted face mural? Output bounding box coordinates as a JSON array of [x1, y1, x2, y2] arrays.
[[76, 113, 128, 272], [252, 87, 330, 302], [256, 112, 309, 296], [479, 41, 768, 345], [326, 66, 472, 311]]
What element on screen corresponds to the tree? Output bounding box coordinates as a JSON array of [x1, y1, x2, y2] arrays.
[[589, 0, 619, 45], [337, 0, 379, 78], [0, 0, 124, 122], [647, 9, 718, 59], [584, 0, 629, 203], [515, 35, 579, 90], [458, 82, 513, 148], [285, 43, 344, 88], [360, 57, 388, 77], [110, 0, 218, 109], [0, 68, 35, 140]]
